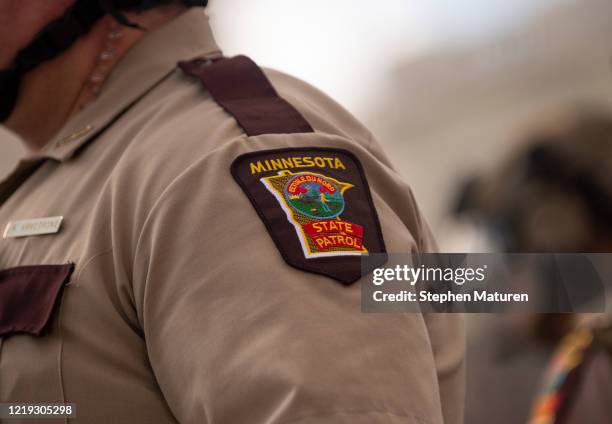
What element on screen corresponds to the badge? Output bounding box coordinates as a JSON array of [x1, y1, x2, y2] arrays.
[[232, 148, 387, 284], [3, 216, 64, 239]]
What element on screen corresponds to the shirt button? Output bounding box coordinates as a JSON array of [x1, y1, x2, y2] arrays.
[[193, 58, 213, 67]]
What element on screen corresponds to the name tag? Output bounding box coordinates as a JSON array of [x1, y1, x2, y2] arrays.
[[3, 216, 64, 239]]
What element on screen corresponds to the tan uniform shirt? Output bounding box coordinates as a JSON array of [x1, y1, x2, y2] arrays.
[[0, 9, 464, 424]]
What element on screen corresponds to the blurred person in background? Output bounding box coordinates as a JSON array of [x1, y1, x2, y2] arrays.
[[0, 1, 464, 423], [454, 111, 612, 424]]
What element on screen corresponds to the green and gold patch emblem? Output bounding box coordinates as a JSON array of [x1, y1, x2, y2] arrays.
[[262, 170, 367, 258]]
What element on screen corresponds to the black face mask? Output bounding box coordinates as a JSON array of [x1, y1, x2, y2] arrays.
[[0, 0, 207, 122], [0, 69, 20, 122]]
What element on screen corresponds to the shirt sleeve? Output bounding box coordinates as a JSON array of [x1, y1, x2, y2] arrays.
[[131, 144, 458, 424], [418, 207, 466, 424]]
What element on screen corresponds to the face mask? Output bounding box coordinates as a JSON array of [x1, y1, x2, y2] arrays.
[[0, 0, 206, 122]]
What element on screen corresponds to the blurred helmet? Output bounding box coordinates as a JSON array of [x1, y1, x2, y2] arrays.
[[454, 112, 612, 252]]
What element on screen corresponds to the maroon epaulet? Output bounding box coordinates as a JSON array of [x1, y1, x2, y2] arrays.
[[178, 55, 314, 136]]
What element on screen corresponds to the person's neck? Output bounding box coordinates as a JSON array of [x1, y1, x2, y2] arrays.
[[5, 6, 185, 153]]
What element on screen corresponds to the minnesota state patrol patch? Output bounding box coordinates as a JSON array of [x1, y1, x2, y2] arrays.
[[231, 148, 387, 284]]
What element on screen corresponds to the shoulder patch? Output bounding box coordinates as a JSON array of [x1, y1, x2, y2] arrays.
[[231, 148, 387, 284]]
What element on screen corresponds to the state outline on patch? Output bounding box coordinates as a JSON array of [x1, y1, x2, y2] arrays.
[[260, 169, 368, 259]]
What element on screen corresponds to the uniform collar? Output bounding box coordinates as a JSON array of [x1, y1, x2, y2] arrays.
[[38, 8, 221, 162]]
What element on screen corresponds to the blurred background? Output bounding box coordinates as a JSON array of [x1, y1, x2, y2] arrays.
[[2, 0, 612, 422]]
